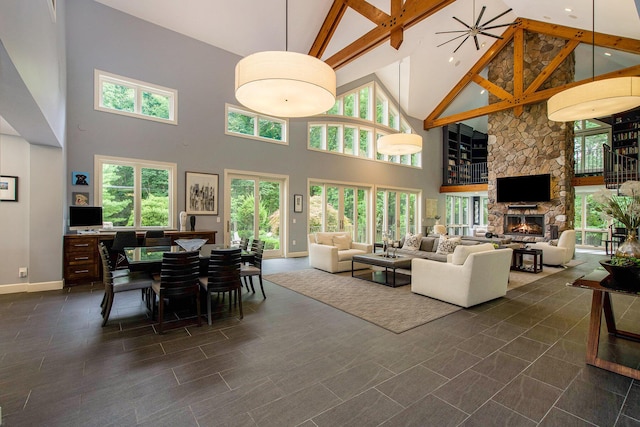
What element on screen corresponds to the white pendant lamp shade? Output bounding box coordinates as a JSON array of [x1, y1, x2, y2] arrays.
[[377, 133, 423, 156], [547, 77, 640, 122], [235, 51, 336, 118]]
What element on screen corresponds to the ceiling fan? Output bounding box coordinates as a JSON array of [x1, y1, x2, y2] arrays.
[[436, 1, 516, 53]]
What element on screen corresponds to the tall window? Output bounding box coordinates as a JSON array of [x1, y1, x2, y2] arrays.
[[94, 155, 177, 229], [376, 188, 420, 241], [574, 119, 610, 175], [446, 195, 470, 236], [311, 81, 422, 168], [94, 70, 177, 124], [574, 192, 608, 247], [309, 182, 369, 243], [226, 104, 287, 144]]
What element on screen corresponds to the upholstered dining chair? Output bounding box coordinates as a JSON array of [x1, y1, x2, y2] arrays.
[[98, 242, 153, 326], [241, 240, 265, 298], [151, 250, 202, 333], [199, 248, 243, 325], [110, 230, 139, 269]]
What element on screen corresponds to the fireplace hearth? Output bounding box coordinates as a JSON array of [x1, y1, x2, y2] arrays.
[[505, 215, 544, 236]]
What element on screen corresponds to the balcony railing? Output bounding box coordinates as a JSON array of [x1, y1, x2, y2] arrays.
[[447, 162, 488, 185], [603, 144, 638, 189]]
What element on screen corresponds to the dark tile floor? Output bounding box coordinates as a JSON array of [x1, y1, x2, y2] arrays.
[[1, 251, 639, 426]]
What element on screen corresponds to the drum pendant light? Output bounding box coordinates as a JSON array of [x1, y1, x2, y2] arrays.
[[234, 0, 336, 118], [377, 60, 423, 156], [547, 0, 640, 121]]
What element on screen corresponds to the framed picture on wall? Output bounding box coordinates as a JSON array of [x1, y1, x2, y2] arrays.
[[186, 172, 218, 215], [0, 175, 18, 202], [72, 171, 89, 186], [73, 192, 89, 206], [294, 194, 303, 213]]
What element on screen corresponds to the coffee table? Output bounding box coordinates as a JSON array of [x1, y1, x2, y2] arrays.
[[351, 253, 413, 287]]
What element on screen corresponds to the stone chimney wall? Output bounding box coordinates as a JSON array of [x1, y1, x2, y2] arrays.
[[486, 32, 575, 239]]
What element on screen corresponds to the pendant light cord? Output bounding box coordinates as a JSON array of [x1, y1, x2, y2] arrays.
[[592, 0, 595, 82], [285, 0, 288, 51]]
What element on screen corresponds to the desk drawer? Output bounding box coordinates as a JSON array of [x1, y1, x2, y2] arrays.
[[64, 263, 99, 283]]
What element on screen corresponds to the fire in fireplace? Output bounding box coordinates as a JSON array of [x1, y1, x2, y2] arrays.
[[505, 215, 544, 236]]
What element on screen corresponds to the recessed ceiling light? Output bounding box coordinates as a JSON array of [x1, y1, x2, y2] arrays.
[[449, 57, 454, 63], [480, 89, 486, 94], [564, 8, 572, 12], [604, 52, 612, 56], [481, 42, 486, 48]]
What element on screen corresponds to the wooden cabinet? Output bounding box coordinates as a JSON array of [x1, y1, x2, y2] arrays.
[[63, 230, 217, 286]]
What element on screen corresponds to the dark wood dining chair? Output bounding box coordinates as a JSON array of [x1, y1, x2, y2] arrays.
[[151, 251, 202, 334], [110, 231, 139, 269], [241, 240, 265, 298], [98, 242, 153, 326], [144, 236, 172, 246], [239, 237, 249, 251], [143, 230, 166, 246], [199, 248, 243, 325]]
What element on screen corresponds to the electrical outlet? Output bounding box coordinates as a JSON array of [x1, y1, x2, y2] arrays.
[[19, 267, 27, 278], [292, 240, 296, 245]]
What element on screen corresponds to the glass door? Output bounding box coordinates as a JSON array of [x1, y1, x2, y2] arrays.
[[227, 173, 284, 257], [309, 182, 369, 242], [376, 189, 419, 242]]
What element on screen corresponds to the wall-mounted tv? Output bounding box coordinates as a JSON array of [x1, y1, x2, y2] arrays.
[[69, 206, 103, 231], [496, 174, 551, 203]]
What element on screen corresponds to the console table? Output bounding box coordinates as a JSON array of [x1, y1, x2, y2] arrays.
[[570, 269, 640, 380], [63, 230, 216, 286]]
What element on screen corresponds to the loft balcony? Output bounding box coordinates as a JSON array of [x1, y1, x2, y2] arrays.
[[444, 162, 488, 186]]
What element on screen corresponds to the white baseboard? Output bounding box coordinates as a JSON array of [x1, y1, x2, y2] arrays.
[[286, 251, 308, 258], [0, 280, 64, 294]]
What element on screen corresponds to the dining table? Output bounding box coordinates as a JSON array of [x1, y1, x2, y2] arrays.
[[124, 244, 255, 274]]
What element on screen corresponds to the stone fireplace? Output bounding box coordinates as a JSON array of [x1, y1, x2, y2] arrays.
[[504, 214, 545, 236]]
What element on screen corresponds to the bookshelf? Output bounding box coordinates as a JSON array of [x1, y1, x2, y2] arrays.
[[442, 123, 487, 185], [612, 109, 640, 159]]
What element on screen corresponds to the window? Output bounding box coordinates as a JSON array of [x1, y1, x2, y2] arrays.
[[446, 195, 470, 236], [94, 70, 177, 124], [94, 155, 177, 229], [313, 81, 422, 168], [376, 188, 420, 241], [226, 104, 287, 144], [574, 192, 608, 247], [574, 119, 610, 175]]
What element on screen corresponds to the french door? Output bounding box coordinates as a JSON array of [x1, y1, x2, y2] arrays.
[[225, 171, 286, 258], [376, 189, 419, 241], [309, 181, 369, 243]]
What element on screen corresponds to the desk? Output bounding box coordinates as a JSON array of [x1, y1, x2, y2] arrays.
[[570, 269, 640, 380]]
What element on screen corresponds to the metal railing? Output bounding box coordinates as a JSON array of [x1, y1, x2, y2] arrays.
[[447, 162, 488, 185], [603, 144, 638, 189]]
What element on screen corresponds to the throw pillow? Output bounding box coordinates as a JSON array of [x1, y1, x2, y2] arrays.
[[436, 235, 461, 255], [315, 232, 334, 246], [402, 233, 423, 251], [333, 234, 352, 250], [549, 239, 559, 246]]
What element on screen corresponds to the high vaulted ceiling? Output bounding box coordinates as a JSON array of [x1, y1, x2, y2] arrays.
[[94, 1, 640, 132]]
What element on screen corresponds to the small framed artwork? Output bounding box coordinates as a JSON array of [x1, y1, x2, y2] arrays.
[[0, 175, 18, 202], [186, 172, 218, 215], [294, 194, 303, 213], [72, 171, 89, 186], [472, 196, 480, 225], [73, 192, 89, 206]]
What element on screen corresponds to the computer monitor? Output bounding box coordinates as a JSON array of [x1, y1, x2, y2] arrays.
[[69, 206, 103, 232]]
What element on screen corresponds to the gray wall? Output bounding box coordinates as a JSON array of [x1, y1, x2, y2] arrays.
[[65, 0, 444, 253], [0, 0, 66, 289]]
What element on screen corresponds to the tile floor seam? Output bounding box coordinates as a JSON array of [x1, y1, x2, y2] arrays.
[[614, 379, 636, 426]]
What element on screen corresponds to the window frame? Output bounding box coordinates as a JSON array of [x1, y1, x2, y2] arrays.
[[94, 155, 178, 230], [94, 69, 178, 125], [573, 118, 610, 175], [225, 104, 289, 145]]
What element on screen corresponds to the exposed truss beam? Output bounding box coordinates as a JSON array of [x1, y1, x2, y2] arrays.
[[309, 0, 456, 69], [424, 18, 640, 130]]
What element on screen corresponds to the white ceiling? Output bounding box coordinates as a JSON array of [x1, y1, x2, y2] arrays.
[[7, 0, 637, 138]]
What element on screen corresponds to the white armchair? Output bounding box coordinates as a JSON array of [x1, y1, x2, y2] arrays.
[[411, 244, 513, 308], [527, 229, 576, 266], [308, 232, 373, 273]]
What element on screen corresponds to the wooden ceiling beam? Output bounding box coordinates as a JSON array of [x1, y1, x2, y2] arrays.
[[512, 28, 524, 117], [470, 75, 511, 100], [424, 64, 640, 129], [344, 0, 389, 25], [315, 0, 456, 69], [523, 39, 580, 96], [309, 1, 349, 59]]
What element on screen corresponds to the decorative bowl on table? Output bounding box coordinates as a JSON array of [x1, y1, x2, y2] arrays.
[[599, 259, 640, 291], [174, 238, 208, 252]]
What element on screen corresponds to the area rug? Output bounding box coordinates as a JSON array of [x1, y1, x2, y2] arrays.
[[264, 269, 461, 333], [507, 259, 584, 290]]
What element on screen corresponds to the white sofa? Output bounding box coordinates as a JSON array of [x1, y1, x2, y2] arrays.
[[527, 229, 576, 266], [308, 232, 373, 273], [411, 243, 513, 308]]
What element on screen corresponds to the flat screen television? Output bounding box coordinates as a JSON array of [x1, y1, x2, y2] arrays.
[[496, 174, 551, 203], [69, 206, 103, 231]]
